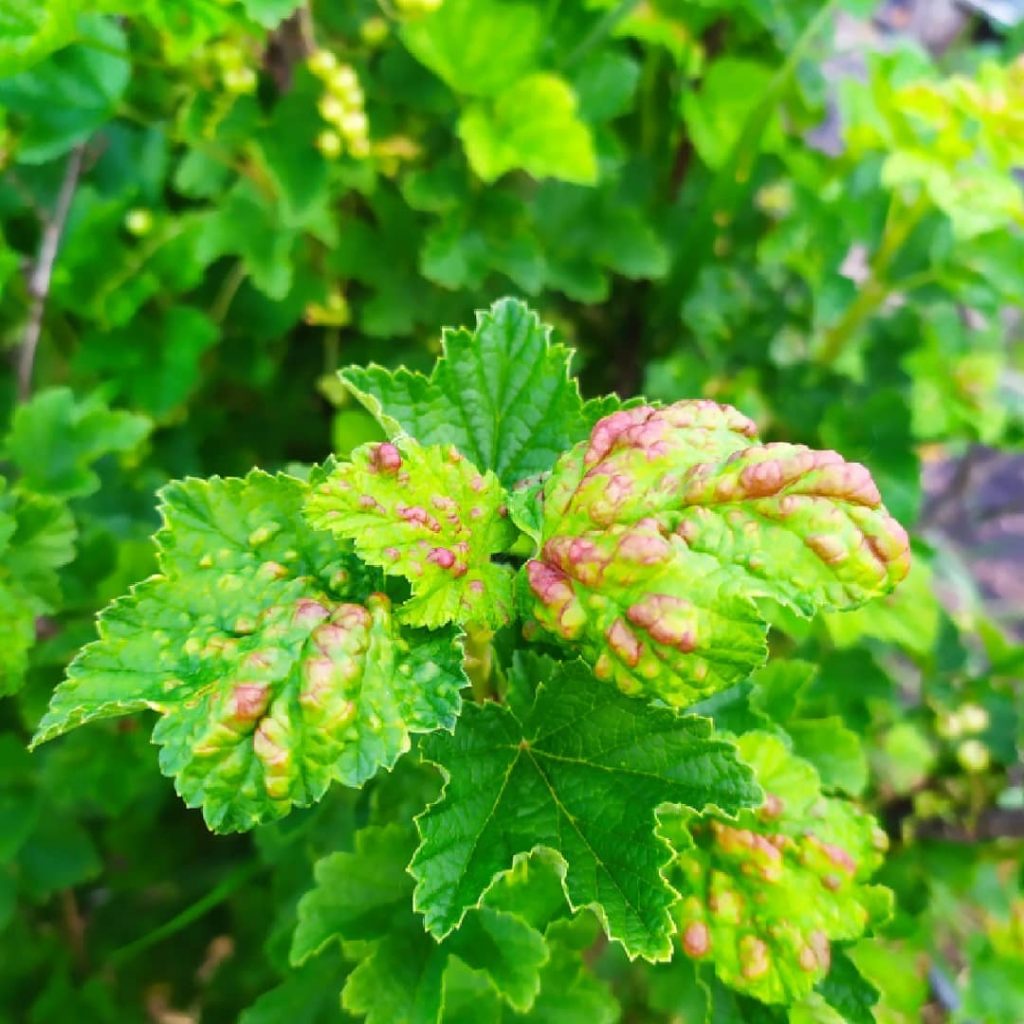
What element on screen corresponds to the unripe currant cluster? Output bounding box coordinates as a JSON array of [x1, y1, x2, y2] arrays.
[[308, 49, 370, 160], [210, 37, 259, 95], [937, 702, 991, 773]]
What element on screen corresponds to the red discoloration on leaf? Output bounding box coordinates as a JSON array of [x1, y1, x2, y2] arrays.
[[682, 921, 710, 957], [428, 547, 456, 569], [606, 618, 642, 667], [397, 504, 442, 532], [627, 594, 697, 652], [371, 442, 403, 473], [294, 599, 331, 627], [233, 683, 270, 722]]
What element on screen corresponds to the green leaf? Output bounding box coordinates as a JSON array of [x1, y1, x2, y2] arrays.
[[341, 298, 604, 488], [401, 0, 542, 97], [4, 387, 150, 499], [0, 16, 130, 163], [0, 487, 76, 695], [668, 733, 890, 1005], [239, 0, 303, 28], [292, 824, 548, 1023], [458, 74, 598, 185], [411, 654, 760, 960], [524, 402, 910, 708], [239, 954, 349, 1024], [305, 439, 516, 629], [31, 471, 466, 832], [816, 948, 880, 1024], [0, 0, 75, 76], [442, 916, 620, 1023]]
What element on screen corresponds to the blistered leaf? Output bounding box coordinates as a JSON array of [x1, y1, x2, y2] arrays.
[[341, 298, 610, 488], [523, 402, 909, 707], [458, 74, 598, 185], [4, 387, 150, 499], [292, 823, 548, 1023], [411, 654, 759, 960], [31, 472, 465, 832], [305, 439, 516, 629], [668, 733, 890, 1004]]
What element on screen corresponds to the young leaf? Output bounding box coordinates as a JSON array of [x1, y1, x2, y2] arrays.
[[340, 298, 611, 488], [458, 73, 598, 185], [668, 732, 891, 1005], [3, 387, 150, 499], [524, 402, 910, 708], [0, 488, 76, 695], [305, 439, 517, 629], [411, 654, 760, 960], [31, 472, 466, 832], [291, 823, 549, 1022]]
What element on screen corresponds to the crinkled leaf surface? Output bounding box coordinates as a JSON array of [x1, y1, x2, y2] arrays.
[[4, 387, 150, 499], [667, 732, 890, 1004], [32, 472, 465, 832], [524, 401, 910, 707], [340, 298, 613, 488], [411, 654, 760, 960], [305, 439, 516, 629], [292, 823, 548, 1023]]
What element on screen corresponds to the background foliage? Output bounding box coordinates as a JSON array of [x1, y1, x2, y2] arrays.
[[1, 0, 1023, 1021]]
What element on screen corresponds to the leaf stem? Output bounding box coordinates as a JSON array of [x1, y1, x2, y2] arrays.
[[106, 859, 265, 969], [817, 194, 929, 367], [463, 625, 497, 702], [17, 144, 86, 401]]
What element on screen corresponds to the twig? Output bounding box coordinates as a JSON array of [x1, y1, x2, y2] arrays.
[[16, 144, 86, 402]]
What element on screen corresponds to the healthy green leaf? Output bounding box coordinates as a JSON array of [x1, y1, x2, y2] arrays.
[[341, 298, 609, 488], [411, 654, 760, 960], [0, 0, 75, 76], [31, 471, 466, 832], [816, 947, 880, 1024], [400, 0, 542, 97], [524, 402, 910, 707], [305, 439, 517, 629], [292, 823, 548, 1023], [458, 74, 598, 185], [4, 387, 151, 500]]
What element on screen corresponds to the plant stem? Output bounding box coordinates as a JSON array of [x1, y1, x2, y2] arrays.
[[106, 859, 265, 969], [817, 194, 928, 367], [463, 624, 497, 702], [17, 144, 86, 401], [559, 0, 641, 68]]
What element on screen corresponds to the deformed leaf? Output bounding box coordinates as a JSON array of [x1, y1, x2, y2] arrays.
[[31, 472, 466, 832], [292, 823, 549, 1023], [668, 733, 891, 1005], [305, 439, 516, 629], [524, 401, 910, 707], [340, 298, 610, 488], [411, 654, 760, 960]]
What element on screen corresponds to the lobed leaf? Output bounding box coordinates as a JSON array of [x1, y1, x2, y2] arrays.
[[292, 823, 548, 1023], [31, 472, 466, 832], [411, 654, 760, 961], [305, 438, 516, 629], [340, 298, 613, 488], [667, 732, 891, 1005], [524, 401, 910, 707]]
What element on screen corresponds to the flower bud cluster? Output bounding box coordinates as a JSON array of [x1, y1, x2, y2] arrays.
[[308, 49, 370, 160]]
